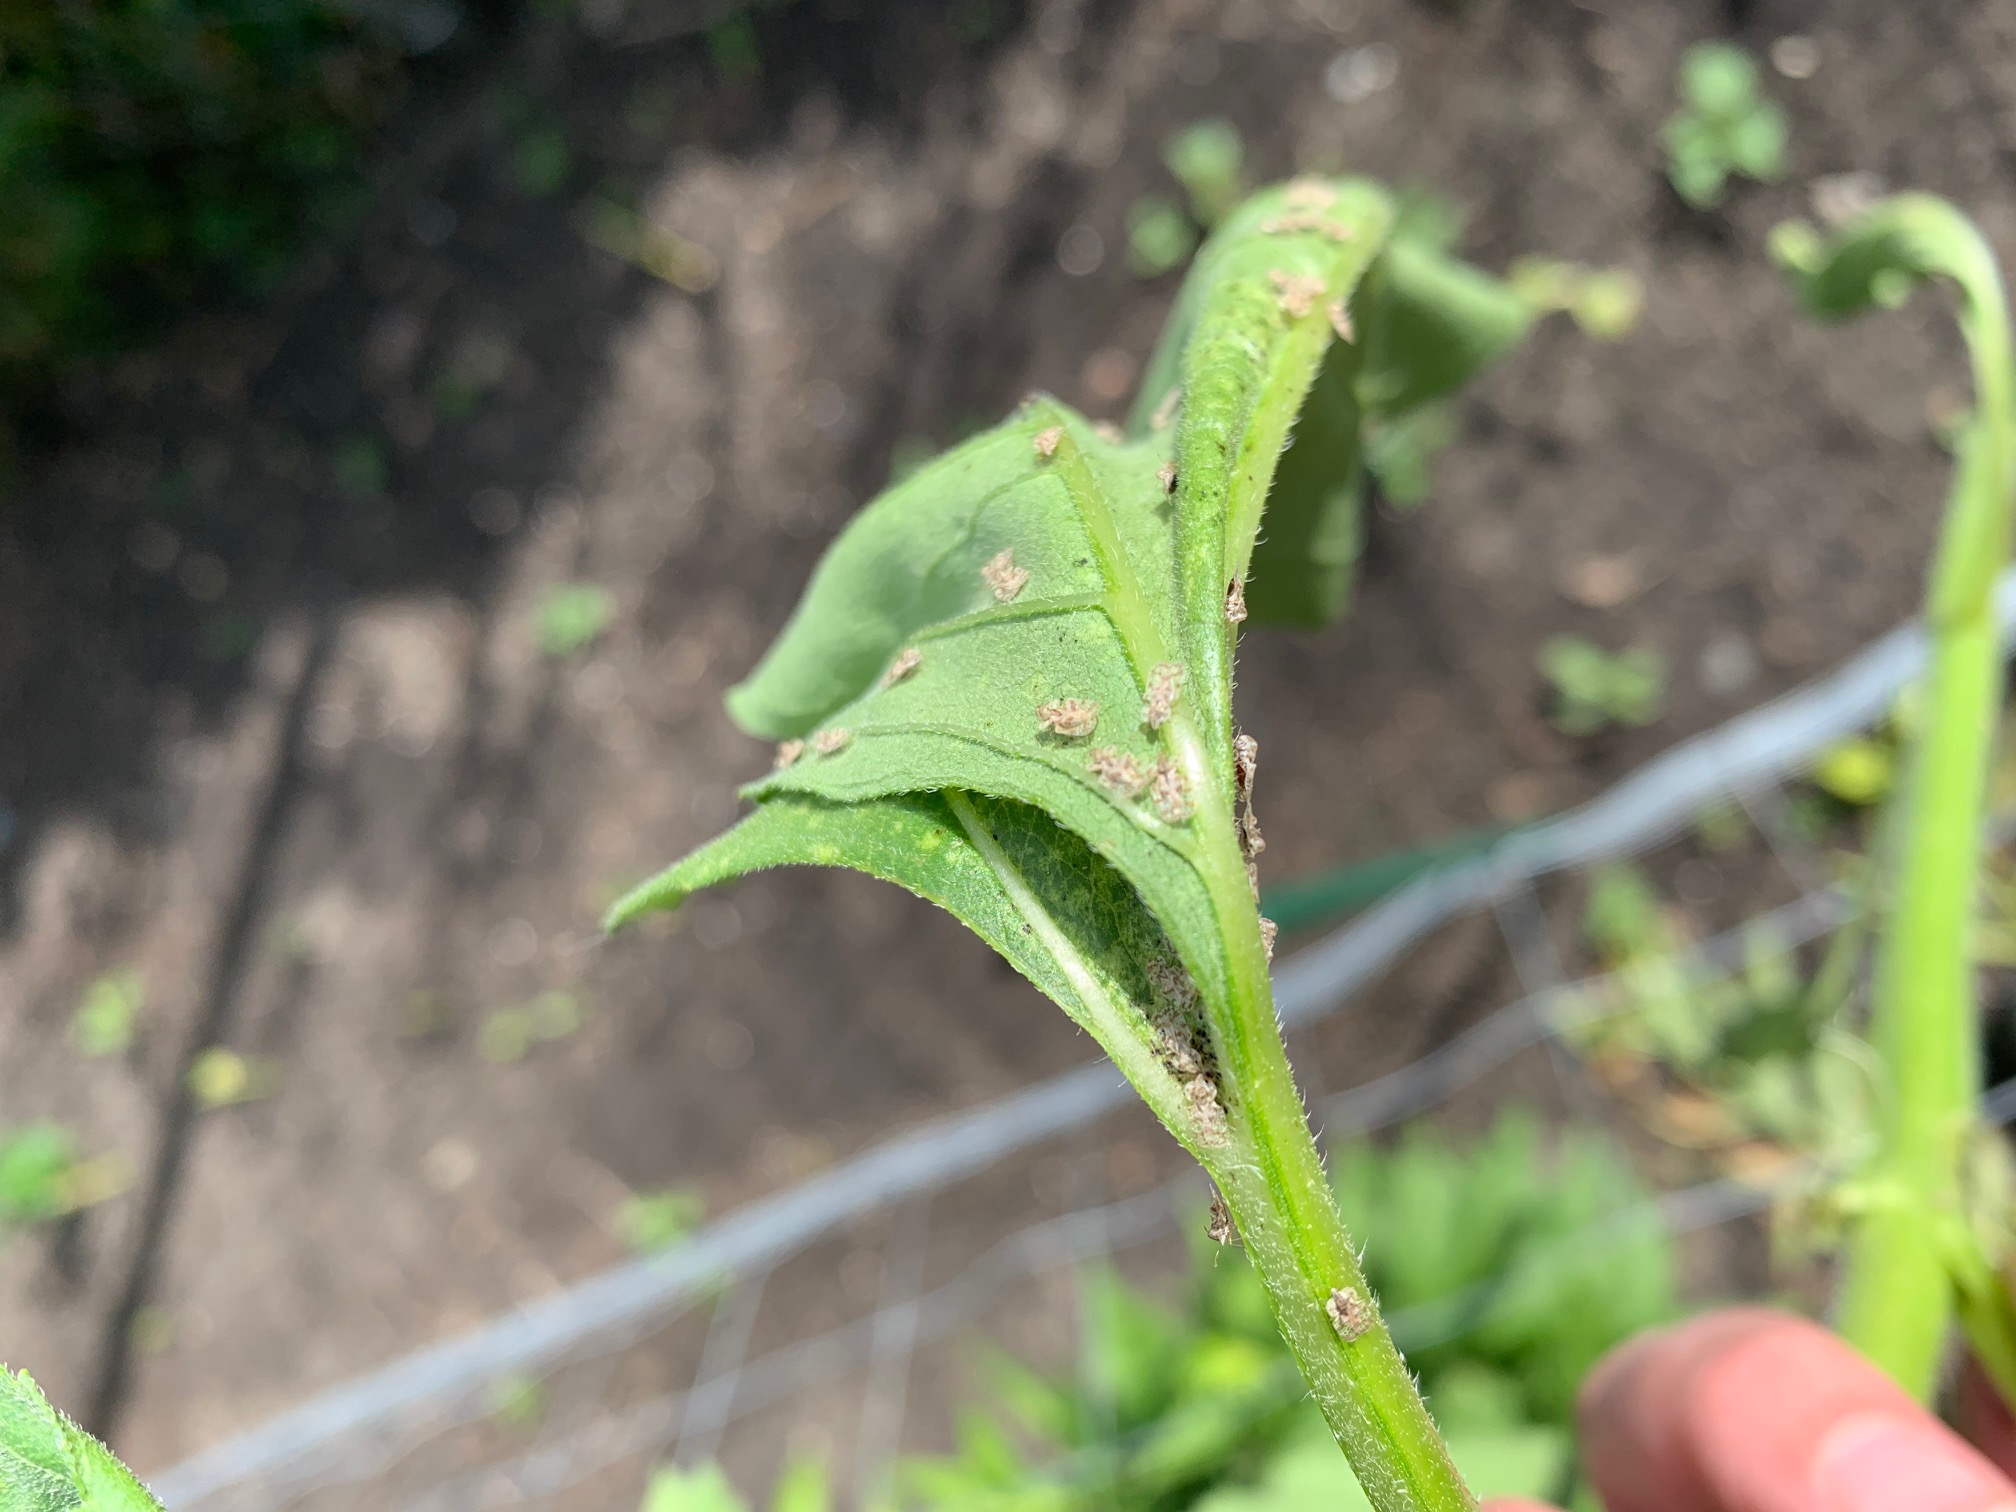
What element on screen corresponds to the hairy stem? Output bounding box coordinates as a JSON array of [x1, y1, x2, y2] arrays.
[[1832, 199, 2016, 1399], [1174, 727, 1475, 1512]]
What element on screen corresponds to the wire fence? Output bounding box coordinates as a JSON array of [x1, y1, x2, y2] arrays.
[[148, 578, 2016, 1511]]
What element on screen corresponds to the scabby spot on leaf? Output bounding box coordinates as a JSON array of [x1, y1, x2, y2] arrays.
[[773, 739, 805, 771], [1258, 212, 1355, 242], [981, 547, 1031, 603], [1259, 916, 1278, 961], [812, 728, 851, 756], [1037, 698, 1100, 739], [1225, 578, 1249, 624], [1284, 177, 1338, 211], [1184, 1074, 1230, 1146], [1032, 425, 1064, 458], [1208, 1189, 1241, 1245]]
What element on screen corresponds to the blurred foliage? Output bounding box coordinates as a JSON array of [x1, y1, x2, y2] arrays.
[[896, 1108, 1676, 1510], [0, 0, 402, 429], [642, 1454, 831, 1512], [72, 967, 143, 1057], [621, 1186, 705, 1254], [1539, 636, 1666, 736], [1664, 42, 1787, 209], [535, 582, 615, 656], [1162, 119, 1245, 230]]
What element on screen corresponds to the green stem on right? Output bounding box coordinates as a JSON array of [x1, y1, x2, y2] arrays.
[[1779, 198, 2016, 1400]]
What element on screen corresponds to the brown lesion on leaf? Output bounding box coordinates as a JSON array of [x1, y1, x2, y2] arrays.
[[1225, 577, 1249, 624], [773, 739, 805, 770], [812, 727, 851, 756], [1259, 916, 1278, 962], [1033, 423, 1064, 458], [1259, 213, 1355, 243], [982, 548, 1031, 603], [1207, 1189, 1240, 1246]]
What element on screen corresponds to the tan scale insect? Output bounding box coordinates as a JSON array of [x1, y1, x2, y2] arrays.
[[1241, 808, 1267, 859], [1033, 424, 1064, 458], [1151, 755, 1195, 823], [1037, 697, 1099, 739], [1185, 1075, 1229, 1147], [773, 739, 805, 771], [1141, 661, 1186, 730], [1269, 268, 1328, 320], [1087, 745, 1148, 796], [813, 727, 851, 756], [1207, 1190, 1240, 1246], [982, 548, 1030, 603], [1326, 1286, 1370, 1341], [1225, 577, 1249, 624], [1145, 954, 1200, 1013], [882, 646, 922, 687], [1152, 1010, 1203, 1077], [1259, 916, 1278, 962], [1259, 213, 1354, 242], [1234, 731, 1260, 799], [1283, 177, 1337, 211], [1092, 420, 1123, 443], [1328, 298, 1355, 343]]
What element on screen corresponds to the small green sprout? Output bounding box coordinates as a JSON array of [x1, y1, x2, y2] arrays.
[[333, 437, 389, 500], [513, 125, 572, 198], [480, 991, 586, 1063], [1663, 42, 1788, 209], [0, 1124, 77, 1229], [1538, 636, 1666, 735], [621, 1187, 706, 1254], [1126, 195, 1199, 278], [491, 1372, 548, 1428], [72, 969, 142, 1058], [535, 583, 615, 657], [187, 1048, 270, 1109], [1506, 258, 1645, 340], [1812, 734, 1895, 806], [1163, 120, 1245, 228]]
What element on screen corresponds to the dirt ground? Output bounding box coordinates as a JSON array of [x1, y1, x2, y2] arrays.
[[1, 0, 2011, 1486]]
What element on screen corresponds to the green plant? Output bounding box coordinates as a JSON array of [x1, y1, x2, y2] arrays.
[[643, 1454, 829, 1512], [1538, 637, 1665, 736], [1773, 197, 2016, 1403], [0, 1125, 76, 1232], [902, 1110, 1674, 1510], [621, 1187, 705, 1254], [535, 584, 616, 657], [604, 175, 1652, 1512], [1162, 121, 1246, 230], [1126, 197, 1199, 279], [0, 1, 399, 433], [0, 1366, 162, 1509], [72, 970, 142, 1058], [1663, 42, 1788, 209]]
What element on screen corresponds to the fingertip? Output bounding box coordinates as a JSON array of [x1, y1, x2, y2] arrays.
[[1957, 1356, 2016, 1482]]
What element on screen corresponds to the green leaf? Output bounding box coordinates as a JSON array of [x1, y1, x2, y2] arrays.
[[1357, 240, 1537, 421], [643, 1462, 749, 1512], [769, 1455, 831, 1512], [0, 1367, 163, 1511]]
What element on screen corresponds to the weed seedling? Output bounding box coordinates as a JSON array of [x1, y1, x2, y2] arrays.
[[535, 583, 615, 657], [1664, 42, 1788, 209], [1538, 636, 1666, 735]]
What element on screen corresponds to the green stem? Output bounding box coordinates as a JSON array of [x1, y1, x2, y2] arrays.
[[1810, 198, 2016, 1399], [1174, 728, 1475, 1512]]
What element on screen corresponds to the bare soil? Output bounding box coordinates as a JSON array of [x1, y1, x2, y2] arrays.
[[0, 0, 2010, 1485]]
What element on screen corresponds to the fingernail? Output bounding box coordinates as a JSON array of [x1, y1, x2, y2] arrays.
[[1814, 1412, 2016, 1512]]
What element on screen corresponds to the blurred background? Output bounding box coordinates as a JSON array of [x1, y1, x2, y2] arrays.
[[5, 0, 2016, 1507]]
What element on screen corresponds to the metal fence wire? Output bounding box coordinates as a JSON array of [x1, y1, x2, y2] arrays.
[[144, 575, 2016, 1511]]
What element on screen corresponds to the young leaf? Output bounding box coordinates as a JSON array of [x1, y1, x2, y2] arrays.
[[0, 1367, 164, 1511]]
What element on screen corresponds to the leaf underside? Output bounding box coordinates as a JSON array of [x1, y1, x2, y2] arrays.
[[0, 1368, 163, 1511], [613, 173, 1551, 1113]]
